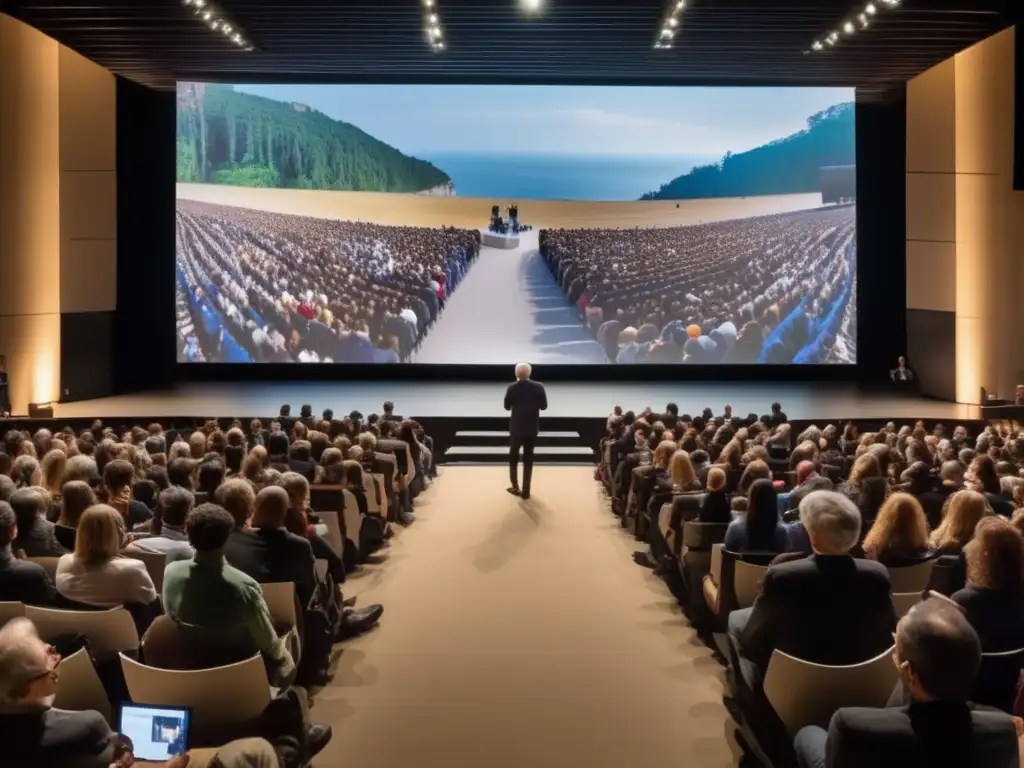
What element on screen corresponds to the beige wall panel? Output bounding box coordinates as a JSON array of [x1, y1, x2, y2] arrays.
[[954, 27, 1015, 177], [59, 170, 117, 240], [906, 57, 956, 174], [0, 15, 60, 317], [954, 173, 1005, 323], [955, 316, 992, 404], [60, 239, 117, 314], [58, 45, 116, 172], [906, 172, 956, 243], [0, 314, 61, 414], [905, 240, 955, 312]]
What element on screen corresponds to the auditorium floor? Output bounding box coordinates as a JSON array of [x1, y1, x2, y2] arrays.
[[312, 466, 741, 768]]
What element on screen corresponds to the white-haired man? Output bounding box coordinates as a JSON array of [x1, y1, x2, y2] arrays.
[[503, 363, 547, 500], [730, 491, 896, 676]]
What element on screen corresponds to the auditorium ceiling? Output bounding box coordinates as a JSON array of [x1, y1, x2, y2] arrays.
[[4, 0, 1018, 100]]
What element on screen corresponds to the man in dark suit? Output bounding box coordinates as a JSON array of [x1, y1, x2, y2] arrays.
[[0, 502, 55, 605], [793, 598, 1020, 768], [730, 491, 896, 674], [504, 363, 547, 500]]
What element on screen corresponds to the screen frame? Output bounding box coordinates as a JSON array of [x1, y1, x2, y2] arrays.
[[165, 82, 904, 386], [117, 702, 192, 761]]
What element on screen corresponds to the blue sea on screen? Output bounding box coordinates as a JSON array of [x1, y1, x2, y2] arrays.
[[419, 152, 714, 202]]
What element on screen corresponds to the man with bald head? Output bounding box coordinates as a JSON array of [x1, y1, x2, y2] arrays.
[[793, 598, 1021, 768], [504, 362, 548, 500]]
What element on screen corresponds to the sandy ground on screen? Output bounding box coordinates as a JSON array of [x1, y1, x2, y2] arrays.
[[176, 184, 825, 229]]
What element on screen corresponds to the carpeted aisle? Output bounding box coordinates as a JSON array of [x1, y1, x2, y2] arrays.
[[312, 466, 740, 767]]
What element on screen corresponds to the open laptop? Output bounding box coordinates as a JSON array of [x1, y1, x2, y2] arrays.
[[118, 703, 191, 762]]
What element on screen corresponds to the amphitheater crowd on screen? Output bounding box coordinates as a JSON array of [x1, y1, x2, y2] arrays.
[[175, 200, 856, 366]]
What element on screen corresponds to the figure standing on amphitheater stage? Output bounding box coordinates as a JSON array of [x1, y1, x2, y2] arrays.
[[504, 363, 548, 501]]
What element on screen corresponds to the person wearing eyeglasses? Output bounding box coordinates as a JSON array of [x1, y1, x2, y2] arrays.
[[0, 617, 190, 767]]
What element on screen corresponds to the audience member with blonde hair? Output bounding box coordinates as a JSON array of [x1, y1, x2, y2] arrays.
[[861, 492, 932, 567], [697, 467, 732, 523], [10, 455, 41, 490], [669, 449, 701, 492], [953, 516, 1024, 654], [39, 450, 66, 500], [930, 490, 990, 554], [54, 504, 158, 610]]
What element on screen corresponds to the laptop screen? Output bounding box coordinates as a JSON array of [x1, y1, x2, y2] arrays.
[[118, 703, 191, 762]]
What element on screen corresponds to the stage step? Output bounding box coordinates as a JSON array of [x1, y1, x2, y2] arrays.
[[443, 444, 595, 464], [451, 429, 583, 448]]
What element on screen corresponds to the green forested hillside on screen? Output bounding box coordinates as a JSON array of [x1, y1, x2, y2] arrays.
[[641, 102, 855, 200], [176, 83, 451, 193]]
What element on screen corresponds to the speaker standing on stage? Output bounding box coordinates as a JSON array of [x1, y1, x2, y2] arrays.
[[504, 363, 547, 500]]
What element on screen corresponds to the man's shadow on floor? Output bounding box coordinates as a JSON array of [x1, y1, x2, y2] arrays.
[[470, 495, 546, 573]]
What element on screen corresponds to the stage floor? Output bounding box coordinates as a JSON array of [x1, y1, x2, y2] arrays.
[[51, 381, 980, 422]]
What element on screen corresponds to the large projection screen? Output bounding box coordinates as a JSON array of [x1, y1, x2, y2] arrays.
[[176, 84, 856, 365]]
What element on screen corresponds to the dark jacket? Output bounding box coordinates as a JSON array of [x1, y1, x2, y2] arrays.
[[13, 518, 67, 558], [916, 484, 957, 530], [697, 490, 733, 524], [0, 548, 56, 605], [823, 700, 1018, 768], [952, 586, 1024, 653], [223, 528, 318, 609], [504, 379, 548, 438], [738, 554, 896, 669]]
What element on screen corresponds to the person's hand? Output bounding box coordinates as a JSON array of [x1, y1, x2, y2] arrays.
[[1012, 716, 1024, 738]]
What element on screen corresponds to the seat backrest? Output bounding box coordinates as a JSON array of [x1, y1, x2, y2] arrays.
[[672, 493, 707, 527], [887, 560, 937, 593], [53, 647, 113, 725], [341, 490, 363, 547], [733, 560, 770, 609], [891, 591, 923, 618], [309, 485, 344, 516], [26, 605, 140, 658], [0, 601, 25, 629], [123, 549, 168, 594], [973, 647, 1024, 713], [682, 521, 729, 550], [926, 555, 961, 595], [710, 543, 724, 585], [404, 445, 416, 485], [260, 582, 297, 630], [119, 653, 271, 740], [763, 645, 898, 734], [27, 557, 59, 580], [362, 472, 380, 513], [315, 509, 344, 555]]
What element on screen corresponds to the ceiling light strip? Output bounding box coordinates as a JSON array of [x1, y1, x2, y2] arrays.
[[809, 0, 899, 53], [654, 0, 686, 50], [423, 0, 446, 52], [181, 0, 255, 50]]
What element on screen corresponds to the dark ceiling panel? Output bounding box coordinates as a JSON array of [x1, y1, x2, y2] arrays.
[[2, 0, 1017, 100]]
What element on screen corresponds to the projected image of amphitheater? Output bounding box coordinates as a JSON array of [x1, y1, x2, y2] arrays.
[[175, 83, 857, 365]]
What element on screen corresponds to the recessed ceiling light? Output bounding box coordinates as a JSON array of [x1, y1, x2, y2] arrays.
[[521, 0, 542, 12]]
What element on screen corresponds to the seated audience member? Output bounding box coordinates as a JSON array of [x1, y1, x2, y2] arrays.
[[9, 488, 67, 558], [856, 476, 889, 529], [0, 474, 13, 504], [917, 460, 963, 530], [54, 505, 158, 611], [163, 503, 297, 685], [0, 617, 307, 768], [669, 449, 702, 493], [779, 460, 833, 516], [128, 486, 194, 563], [792, 599, 1020, 768], [861, 493, 933, 567], [288, 442, 318, 482], [277, 473, 350, 579], [724, 478, 789, 553], [930, 489, 989, 557], [837, 453, 882, 508], [166, 457, 195, 491], [967, 454, 1014, 517], [697, 467, 732, 523], [54, 481, 96, 550], [0, 502, 55, 605], [196, 460, 225, 498], [952, 516, 1024, 653], [102, 459, 153, 528], [730, 491, 896, 673]]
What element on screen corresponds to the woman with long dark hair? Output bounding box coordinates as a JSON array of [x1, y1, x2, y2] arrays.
[[724, 478, 788, 553]]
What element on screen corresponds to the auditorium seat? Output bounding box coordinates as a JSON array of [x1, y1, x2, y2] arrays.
[[27, 556, 59, 580], [762, 645, 897, 735], [886, 560, 936, 593], [27, 605, 140, 660], [891, 591, 923, 618], [120, 652, 272, 746], [123, 548, 168, 594], [0, 601, 25, 629], [972, 647, 1024, 713], [53, 647, 114, 725], [703, 547, 778, 628]]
